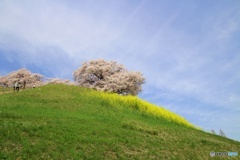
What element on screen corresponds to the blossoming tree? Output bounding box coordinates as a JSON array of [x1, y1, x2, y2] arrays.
[[0, 68, 44, 88], [73, 59, 145, 95]]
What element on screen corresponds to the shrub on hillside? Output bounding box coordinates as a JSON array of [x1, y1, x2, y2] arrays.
[[219, 129, 226, 137], [73, 59, 145, 95]]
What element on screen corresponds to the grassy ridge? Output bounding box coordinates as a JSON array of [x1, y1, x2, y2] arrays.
[[0, 84, 239, 159]]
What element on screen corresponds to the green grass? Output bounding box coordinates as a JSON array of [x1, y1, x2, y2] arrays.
[[0, 86, 14, 94], [0, 84, 239, 159]]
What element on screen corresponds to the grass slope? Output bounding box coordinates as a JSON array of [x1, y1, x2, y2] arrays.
[[0, 84, 239, 159]]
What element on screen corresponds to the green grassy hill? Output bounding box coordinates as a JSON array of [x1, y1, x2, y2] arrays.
[[0, 84, 239, 159]]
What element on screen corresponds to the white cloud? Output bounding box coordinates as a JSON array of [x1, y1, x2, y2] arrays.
[[0, 1, 121, 55]]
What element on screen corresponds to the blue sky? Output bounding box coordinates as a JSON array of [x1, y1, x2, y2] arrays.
[[0, 0, 240, 141]]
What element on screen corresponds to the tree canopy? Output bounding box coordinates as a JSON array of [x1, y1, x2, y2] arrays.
[[73, 59, 145, 95], [0, 68, 44, 88]]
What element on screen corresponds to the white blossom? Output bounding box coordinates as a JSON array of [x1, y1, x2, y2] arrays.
[[46, 78, 77, 86], [0, 68, 44, 88], [73, 59, 145, 95]]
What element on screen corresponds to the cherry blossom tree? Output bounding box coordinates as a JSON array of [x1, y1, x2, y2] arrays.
[[46, 78, 77, 86], [73, 59, 145, 95], [0, 76, 8, 87], [0, 68, 44, 88]]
